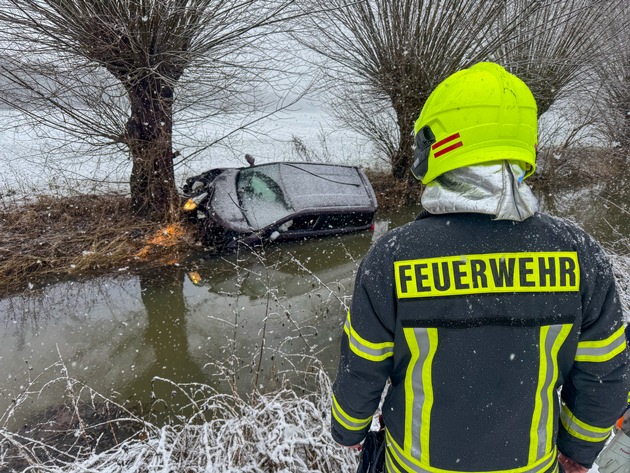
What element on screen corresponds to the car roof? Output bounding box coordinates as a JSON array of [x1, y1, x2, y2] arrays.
[[249, 162, 375, 211]]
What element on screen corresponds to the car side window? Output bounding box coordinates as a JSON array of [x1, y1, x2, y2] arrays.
[[316, 212, 372, 230], [287, 215, 319, 231]]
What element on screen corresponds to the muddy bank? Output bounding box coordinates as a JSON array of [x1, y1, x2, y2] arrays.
[[0, 193, 198, 296]]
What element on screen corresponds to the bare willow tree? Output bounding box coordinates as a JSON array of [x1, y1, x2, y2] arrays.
[[595, 2, 630, 149], [301, 0, 621, 193], [493, 0, 621, 118], [0, 0, 300, 219], [300, 0, 533, 190]]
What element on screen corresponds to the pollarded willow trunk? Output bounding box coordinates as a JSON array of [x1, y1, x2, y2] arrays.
[[390, 122, 415, 180], [125, 78, 179, 219], [389, 89, 426, 205]]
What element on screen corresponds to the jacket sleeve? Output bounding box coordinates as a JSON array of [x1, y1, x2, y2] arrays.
[[558, 238, 630, 467], [331, 242, 396, 446]]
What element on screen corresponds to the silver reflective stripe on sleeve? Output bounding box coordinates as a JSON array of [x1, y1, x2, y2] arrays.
[[560, 404, 612, 443], [331, 393, 372, 431], [344, 311, 394, 362], [575, 326, 626, 362]]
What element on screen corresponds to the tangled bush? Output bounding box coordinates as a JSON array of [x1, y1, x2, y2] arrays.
[[0, 362, 357, 472]]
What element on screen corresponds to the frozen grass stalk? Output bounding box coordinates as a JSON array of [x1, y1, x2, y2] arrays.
[[0, 363, 358, 472]]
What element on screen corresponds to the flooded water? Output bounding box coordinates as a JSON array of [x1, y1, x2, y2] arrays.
[[0, 180, 628, 430]]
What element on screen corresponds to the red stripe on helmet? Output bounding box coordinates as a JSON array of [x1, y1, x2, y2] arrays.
[[432, 132, 461, 150], [433, 141, 463, 158]]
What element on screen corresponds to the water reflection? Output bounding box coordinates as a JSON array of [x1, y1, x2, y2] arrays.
[[0, 225, 389, 426], [125, 267, 207, 409], [0, 277, 145, 429], [181, 230, 380, 393], [534, 179, 630, 252]]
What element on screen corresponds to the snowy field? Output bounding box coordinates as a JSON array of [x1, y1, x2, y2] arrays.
[[0, 94, 605, 205], [0, 105, 379, 204]]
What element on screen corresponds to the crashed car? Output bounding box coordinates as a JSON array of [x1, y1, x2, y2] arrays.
[[182, 161, 378, 249]]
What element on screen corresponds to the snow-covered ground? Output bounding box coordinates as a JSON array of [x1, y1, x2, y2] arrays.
[[0, 106, 378, 203], [0, 363, 359, 472]]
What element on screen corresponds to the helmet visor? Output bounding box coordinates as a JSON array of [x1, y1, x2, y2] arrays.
[[411, 125, 436, 181]]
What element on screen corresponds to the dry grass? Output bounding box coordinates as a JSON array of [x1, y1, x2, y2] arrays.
[[0, 194, 196, 296], [365, 169, 423, 211], [530, 147, 629, 188]]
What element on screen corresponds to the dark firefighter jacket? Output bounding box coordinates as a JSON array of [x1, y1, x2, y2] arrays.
[[331, 211, 629, 473]]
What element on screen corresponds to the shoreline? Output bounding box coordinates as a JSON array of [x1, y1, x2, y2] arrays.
[[1, 149, 627, 297]]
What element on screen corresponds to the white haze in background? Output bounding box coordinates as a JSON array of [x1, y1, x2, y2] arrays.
[[0, 102, 375, 203], [0, 91, 607, 204]]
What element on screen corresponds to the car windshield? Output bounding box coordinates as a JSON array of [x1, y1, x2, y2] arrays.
[[237, 166, 293, 229]]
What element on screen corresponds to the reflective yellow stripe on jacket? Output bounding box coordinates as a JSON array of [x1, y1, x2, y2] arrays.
[[332, 394, 372, 431], [575, 326, 626, 363], [529, 324, 572, 461], [385, 429, 559, 473], [344, 311, 394, 362], [394, 324, 570, 473], [403, 327, 438, 464], [560, 404, 613, 443]]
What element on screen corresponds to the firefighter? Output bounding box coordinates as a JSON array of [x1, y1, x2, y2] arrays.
[[331, 62, 629, 473]]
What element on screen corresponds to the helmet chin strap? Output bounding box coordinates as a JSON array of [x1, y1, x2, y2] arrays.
[[420, 160, 539, 222]]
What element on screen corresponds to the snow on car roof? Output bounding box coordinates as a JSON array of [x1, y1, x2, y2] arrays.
[[273, 163, 373, 211]]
